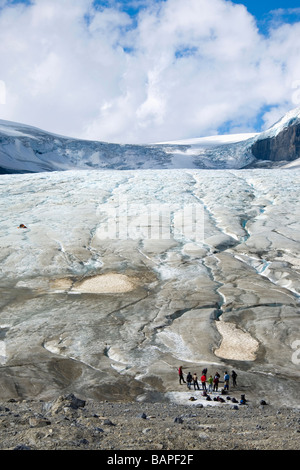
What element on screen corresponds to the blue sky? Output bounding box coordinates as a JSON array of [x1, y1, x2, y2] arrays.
[[232, 0, 300, 17], [0, 0, 300, 143], [9, 0, 300, 18], [94, 0, 300, 28], [233, 1, 300, 33], [93, 0, 300, 17]]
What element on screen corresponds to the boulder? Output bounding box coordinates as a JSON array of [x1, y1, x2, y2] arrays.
[[46, 393, 86, 415]]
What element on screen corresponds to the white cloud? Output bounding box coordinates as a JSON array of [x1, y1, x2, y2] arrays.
[[0, 0, 300, 143]]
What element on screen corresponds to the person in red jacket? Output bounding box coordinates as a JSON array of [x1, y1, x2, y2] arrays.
[[201, 373, 207, 391], [177, 366, 186, 384]]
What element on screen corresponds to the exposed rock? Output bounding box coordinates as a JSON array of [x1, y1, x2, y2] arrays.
[[102, 418, 115, 426], [251, 122, 300, 162], [29, 417, 51, 428], [13, 444, 32, 450], [45, 394, 86, 415], [174, 416, 184, 423]]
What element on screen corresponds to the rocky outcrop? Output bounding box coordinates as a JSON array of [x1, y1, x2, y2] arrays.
[[251, 123, 300, 162]]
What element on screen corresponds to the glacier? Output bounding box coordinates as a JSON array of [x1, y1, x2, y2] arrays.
[[1, 105, 300, 174], [0, 167, 299, 406], [0, 106, 300, 406], [0, 118, 259, 172]]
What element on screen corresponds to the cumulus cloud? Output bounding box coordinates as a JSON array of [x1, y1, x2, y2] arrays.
[[0, 0, 300, 143]]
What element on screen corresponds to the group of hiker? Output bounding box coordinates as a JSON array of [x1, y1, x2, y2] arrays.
[[177, 366, 238, 393]]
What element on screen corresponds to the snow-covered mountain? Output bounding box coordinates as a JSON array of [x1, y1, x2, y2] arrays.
[[256, 106, 300, 139], [1, 105, 300, 173], [0, 119, 257, 173], [251, 106, 300, 164]]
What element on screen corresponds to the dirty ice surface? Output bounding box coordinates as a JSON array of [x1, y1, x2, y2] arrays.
[[0, 168, 299, 406]]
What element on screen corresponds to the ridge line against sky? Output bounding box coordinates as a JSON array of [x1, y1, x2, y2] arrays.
[[0, 0, 300, 144]]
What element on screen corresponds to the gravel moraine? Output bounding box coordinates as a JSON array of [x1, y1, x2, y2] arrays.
[[0, 393, 299, 451]]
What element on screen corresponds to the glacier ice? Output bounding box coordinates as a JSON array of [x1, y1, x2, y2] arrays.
[[0, 118, 259, 172], [1, 105, 300, 175], [0, 167, 299, 405]]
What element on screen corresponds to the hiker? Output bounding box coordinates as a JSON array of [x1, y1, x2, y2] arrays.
[[202, 368, 207, 375], [18, 223, 27, 229], [224, 371, 230, 391], [178, 366, 186, 384], [207, 375, 213, 393], [213, 372, 220, 392], [193, 372, 200, 390], [186, 372, 193, 390], [232, 370, 237, 387], [200, 373, 207, 391]]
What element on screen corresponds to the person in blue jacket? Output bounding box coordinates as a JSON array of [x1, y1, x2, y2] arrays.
[[224, 371, 230, 390]]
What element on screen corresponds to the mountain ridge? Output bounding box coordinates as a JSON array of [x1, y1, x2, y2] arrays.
[[1, 106, 300, 173]]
